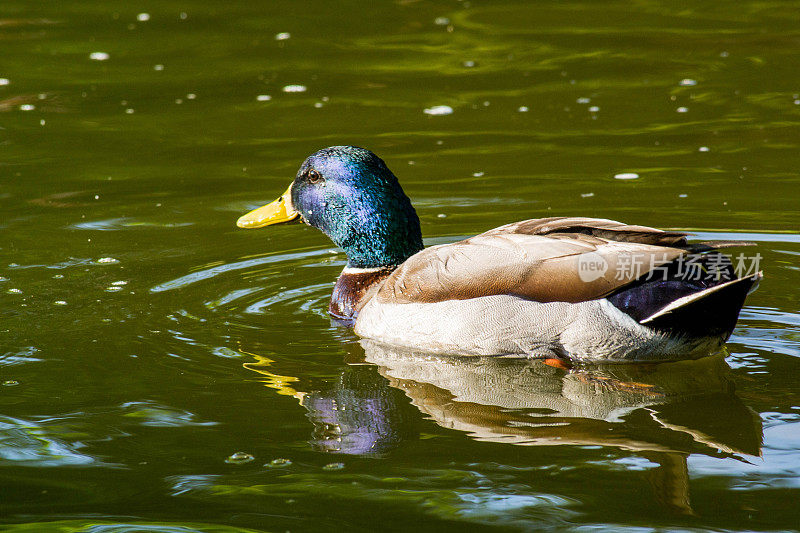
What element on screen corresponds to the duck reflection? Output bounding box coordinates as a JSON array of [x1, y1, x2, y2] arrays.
[[359, 340, 761, 458], [360, 341, 761, 515], [242, 351, 421, 456], [244, 343, 761, 514], [301, 365, 420, 455]]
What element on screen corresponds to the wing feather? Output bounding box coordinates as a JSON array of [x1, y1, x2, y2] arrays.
[[376, 217, 693, 304]]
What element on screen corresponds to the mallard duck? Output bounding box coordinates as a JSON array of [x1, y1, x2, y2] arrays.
[[237, 146, 761, 362]]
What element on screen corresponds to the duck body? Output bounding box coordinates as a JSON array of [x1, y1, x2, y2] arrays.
[[237, 146, 761, 362]]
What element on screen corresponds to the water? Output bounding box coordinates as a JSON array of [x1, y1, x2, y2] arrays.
[[1, 0, 799, 531]]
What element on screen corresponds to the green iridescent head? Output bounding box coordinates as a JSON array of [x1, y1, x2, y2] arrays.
[[237, 146, 423, 269]]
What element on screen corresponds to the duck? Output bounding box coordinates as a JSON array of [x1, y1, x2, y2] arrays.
[[236, 146, 761, 362]]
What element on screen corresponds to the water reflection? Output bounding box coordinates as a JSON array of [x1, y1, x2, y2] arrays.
[[244, 354, 421, 455], [360, 341, 761, 457], [245, 343, 761, 514], [302, 366, 420, 455]]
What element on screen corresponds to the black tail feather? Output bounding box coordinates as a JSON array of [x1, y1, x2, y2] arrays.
[[640, 273, 761, 338], [607, 250, 761, 338]]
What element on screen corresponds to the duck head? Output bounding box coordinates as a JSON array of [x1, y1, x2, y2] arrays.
[[237, 146, 424, 269]]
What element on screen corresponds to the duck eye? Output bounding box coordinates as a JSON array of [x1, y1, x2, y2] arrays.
[[307, 169, 323, 184]]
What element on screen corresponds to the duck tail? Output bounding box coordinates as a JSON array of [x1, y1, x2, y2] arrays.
[[639, 272, 762, 338]]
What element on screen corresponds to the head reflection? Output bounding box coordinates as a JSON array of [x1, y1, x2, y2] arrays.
[[302, 366, 420, 455]]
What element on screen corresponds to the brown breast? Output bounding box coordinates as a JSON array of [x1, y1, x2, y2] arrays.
[[329, 268, 394, 322]]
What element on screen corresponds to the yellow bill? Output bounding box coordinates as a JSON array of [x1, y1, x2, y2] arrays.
[[236, 183, 300, 229]]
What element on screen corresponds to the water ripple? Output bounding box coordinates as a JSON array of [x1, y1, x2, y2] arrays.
[[150, 248, 337, 293], [120, 401, 218, 428], [0, 415, 102, 467], [243, 283, 332, 315], [1, 346, 43, 366]]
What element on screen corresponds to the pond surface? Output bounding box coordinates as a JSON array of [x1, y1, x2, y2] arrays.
[[1, 1, 800, 531]]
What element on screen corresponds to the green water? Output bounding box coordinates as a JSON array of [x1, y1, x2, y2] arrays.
[[2, 0, 800, 531]]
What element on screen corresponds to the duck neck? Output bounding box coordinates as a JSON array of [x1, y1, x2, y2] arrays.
[[324, 194, 423, 269], [329, 266, 395, 323], [338, 224, 423, 269]]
